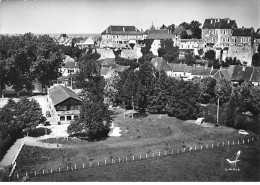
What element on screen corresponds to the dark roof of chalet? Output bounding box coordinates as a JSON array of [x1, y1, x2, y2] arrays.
[[185, 66, 193, 73], [210, 69, 219, 76], [255, 29, 260, 39], [242, 67, 254, 81], [101, 25, 142, 35], [49, 85, 81, 106], [202, 18, 237, 29], [146, 29, 173, 40], [251, 67, 260, 83], [232, 28, 254, 37], [172, 26, 185, 35], [230, 66, 243, 81], [114, 65, 130, 72], [63, 61, 79, 69], [101, 58, 116, 67], [168, 63, 187, 72], [192, 66, 212, 76], [151, 57, 171, 72]]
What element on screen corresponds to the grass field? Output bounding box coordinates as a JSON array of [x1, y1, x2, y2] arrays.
[[13, 108, 259, 181]]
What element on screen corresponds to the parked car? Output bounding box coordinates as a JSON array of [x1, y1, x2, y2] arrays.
[[238, 130, 249, 135]]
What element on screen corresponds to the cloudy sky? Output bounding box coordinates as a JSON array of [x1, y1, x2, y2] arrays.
[[0, 0, 259, 34]]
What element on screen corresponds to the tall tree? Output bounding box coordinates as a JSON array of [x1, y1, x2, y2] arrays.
[[214, 78, 232, 106], [199, 77, 217, 104]]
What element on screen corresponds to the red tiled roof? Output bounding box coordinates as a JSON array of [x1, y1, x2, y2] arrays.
[[49, 85, 81, 106]]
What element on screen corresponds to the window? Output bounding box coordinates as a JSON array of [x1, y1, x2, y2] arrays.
[[223, 30, 225, 34], [60, 116, 65, 121], [67, 116, 72, 121]]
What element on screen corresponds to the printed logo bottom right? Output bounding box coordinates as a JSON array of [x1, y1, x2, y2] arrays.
[[225, 150, 241, 171]]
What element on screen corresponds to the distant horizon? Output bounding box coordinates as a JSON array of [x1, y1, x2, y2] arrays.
[[0, 0, 259, 34]]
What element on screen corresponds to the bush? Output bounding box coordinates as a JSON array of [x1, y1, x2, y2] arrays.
[[26, 127, 51, 138]]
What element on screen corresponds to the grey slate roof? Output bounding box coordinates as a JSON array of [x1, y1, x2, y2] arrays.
[[202, 18, 237, 29], [232, 28, 254, 37], [49, 85, 81, 106], [146, 29, 173, 40], [168, 63, 187, 72], [101, 25, 141, 35], [251, 67, 260, 83]]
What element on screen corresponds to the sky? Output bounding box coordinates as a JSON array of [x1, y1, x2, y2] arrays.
[[0, 0, 259, 34]]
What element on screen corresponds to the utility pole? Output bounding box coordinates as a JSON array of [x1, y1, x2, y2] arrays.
[[217, 98, 220, 124]]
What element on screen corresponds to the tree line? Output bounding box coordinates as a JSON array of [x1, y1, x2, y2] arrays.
[[0, 33, 86, 97]]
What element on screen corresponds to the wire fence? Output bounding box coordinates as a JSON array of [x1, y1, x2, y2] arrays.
[[12, 136, 259, 181]]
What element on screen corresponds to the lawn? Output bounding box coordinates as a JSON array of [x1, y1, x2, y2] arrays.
[[13, 108, 259, 181]]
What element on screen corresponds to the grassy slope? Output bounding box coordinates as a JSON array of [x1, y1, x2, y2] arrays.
[[14, 108, 259, 181], [22, 141, 260, 181]]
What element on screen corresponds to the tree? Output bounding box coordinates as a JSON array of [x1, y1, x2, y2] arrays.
[[160, 24, 167, 30], [240, 82, 260, 115], [67, 98, 112, 141], [0, 98, 45, 138], [141, 39, 154, 55], [136, 60, 156, 113], [0, 60, 9, 97], [162, 47, 179, 63], [138, 52, 156, 64], [166, 79, 202, 120], [147, 71, 169, 114], [214, 78, 232, 106], [179, 22, 190, 30], [252, 52, 260, 66], [189, 20, 202, 39], [167, 24, 176, 33], [158, 47, 167, 57], [121, 70, 141, 116], [205, 50, 216, 60], [104, 71, 120, 106], [199, 77, 217, 104]]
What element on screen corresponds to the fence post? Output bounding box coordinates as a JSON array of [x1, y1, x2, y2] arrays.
[[201, 145, 202, 150], [140, 154, 142, 160], [206, 144, 208, 149], [257, 137, 259, 141], [228, 141, 229, 145], [83, 163, 84, 169], [165, 151, 167, 155], [43, 170, 44, 175], [126, 157, 128, 162], [17, 174, 19, 179], [212, 143, 213, 148], [238, 140, 239, 145], [243, 139, 245, 144], [59, 167, 61, 172], [75, 164, 77, 170], [133, 155, 135, 161], [233, 141, 234, 145], [153, 153, 155, 157], [51, 169, 52, 174], [146, 154, 148, 158], [252, 137, 254, 142], [67, 166, 69, 171], [195, 146, 196, 151], [105, 160, 107, 165], [159, 151, 161, 156], [34, 171, 36, 176], [98, 161, 100, 166], [223, 142, 225, 146], [172, 150, 173, 154], [248, 139, 250, 143]]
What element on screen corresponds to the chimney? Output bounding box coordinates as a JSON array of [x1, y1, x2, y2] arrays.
[[242, 26, 244, 29], [227, 18, 230, 24], [210, 19, 213, 24], [123, 27, 125, 32], [218, 18, 220, 22]]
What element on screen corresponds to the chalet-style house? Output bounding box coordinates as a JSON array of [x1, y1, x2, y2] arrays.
[[48, 85, 82, 124], [101, 25, 143, 48]]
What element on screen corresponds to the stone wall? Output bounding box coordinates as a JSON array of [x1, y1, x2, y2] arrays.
[[228, 46, 253, 65]]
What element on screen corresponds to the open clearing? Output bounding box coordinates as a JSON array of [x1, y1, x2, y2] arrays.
[[13, 108, 259, 181]]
